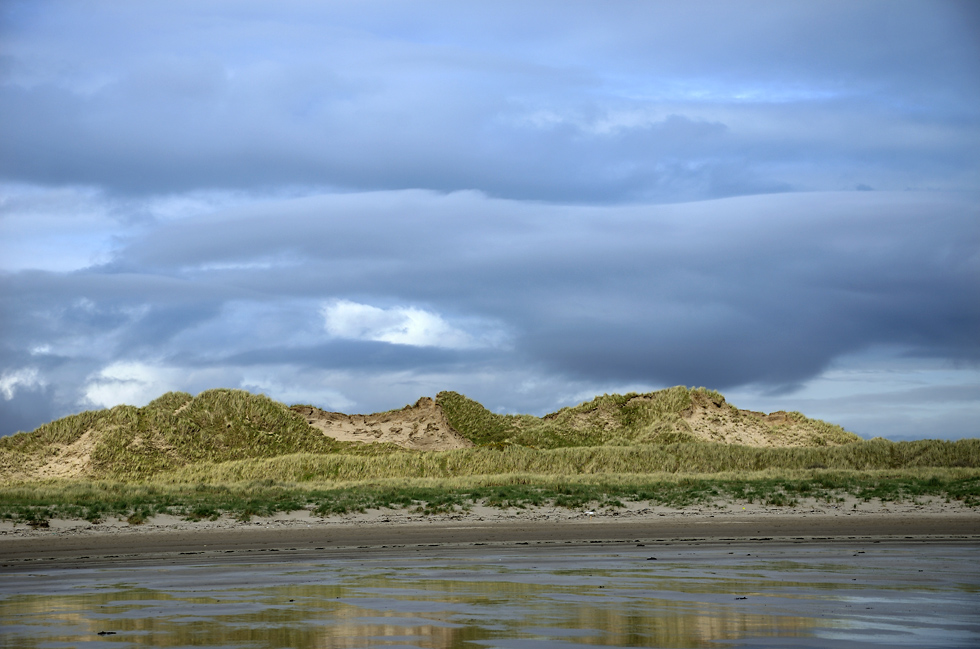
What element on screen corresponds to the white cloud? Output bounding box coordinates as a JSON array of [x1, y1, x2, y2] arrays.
[[82, 361, 185, 408], [322, 300, 498, 350], [0, 367, 46, 400]]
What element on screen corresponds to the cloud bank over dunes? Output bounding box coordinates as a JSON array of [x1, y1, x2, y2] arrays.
[[1, 1, 978, 439]]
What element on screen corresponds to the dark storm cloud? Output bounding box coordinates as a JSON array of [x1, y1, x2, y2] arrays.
[[2, 187, 977, 434], [17, 190, 966, 391]]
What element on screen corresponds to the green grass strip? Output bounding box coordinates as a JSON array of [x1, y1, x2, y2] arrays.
[[1, 469, 977, 527]]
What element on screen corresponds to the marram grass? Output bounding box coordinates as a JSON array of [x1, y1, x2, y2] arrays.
[[163, 438, 980, 484], [1, 469, 977, 526], [1, 386, 867, 482], [0, 389, 401, 480], [436, 387, 859, 448], [2, 386, 977, 526]]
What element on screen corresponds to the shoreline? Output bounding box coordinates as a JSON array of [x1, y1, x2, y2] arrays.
[[2, 501, 978, 566]]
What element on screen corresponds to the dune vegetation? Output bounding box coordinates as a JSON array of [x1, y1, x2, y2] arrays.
[[0, 386, 977, 526]]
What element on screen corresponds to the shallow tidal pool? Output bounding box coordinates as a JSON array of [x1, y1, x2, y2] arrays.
[[1, 542, 978, 648]]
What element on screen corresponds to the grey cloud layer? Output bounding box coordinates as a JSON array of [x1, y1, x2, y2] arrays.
[[127, 192, 979, 388], [3, 190, 975, 434], [2, 1, 978, 200]]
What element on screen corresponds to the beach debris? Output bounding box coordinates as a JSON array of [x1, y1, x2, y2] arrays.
[[97, 631, 117, 636]]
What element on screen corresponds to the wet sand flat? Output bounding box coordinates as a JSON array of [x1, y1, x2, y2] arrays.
[[2, 538, 978, 648], [2, 512, 978, 567]]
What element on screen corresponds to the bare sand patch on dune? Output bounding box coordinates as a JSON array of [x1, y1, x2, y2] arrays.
[[291, 396, 474, 451], [15, 430, 99, 481], [676, 392, 833, 447]]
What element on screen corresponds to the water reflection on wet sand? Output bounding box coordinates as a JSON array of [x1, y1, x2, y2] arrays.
[[2, 543, 978, 648]]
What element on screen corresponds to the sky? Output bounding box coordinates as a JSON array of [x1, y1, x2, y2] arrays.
[[1, 0, 978, 441]]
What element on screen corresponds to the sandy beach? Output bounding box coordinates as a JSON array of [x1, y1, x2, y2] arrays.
[[4, 501, 979, 648], [2, 498, 977, 566]]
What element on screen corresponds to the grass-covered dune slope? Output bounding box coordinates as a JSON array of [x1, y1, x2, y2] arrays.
[[2, 386, 851, 482], [1, 386, 977, 485], [437, 387, 859, 448], [1, 387, 978, 526], [0, 389, 401, 483]]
